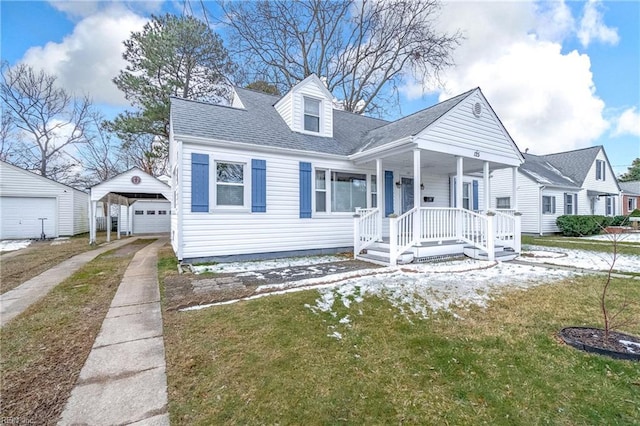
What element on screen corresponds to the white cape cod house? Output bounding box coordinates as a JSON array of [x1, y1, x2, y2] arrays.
[[491, 146, 621, 235], [169, 75, 524, 265]]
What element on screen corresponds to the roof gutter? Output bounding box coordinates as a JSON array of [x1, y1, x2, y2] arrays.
[[349, 136, 415, 162], [175, 134, 347, 161]]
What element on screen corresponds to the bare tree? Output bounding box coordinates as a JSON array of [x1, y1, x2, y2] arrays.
[[219, 0, 461, 116], [0, 62, 93, 181]]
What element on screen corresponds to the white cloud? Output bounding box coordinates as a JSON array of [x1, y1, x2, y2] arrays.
[[614, 107, 640, 137], [401, 0, 610, 155], [577, 0, 619, 48], [20, 5, 148, 106], [48, 1, 163, 19]]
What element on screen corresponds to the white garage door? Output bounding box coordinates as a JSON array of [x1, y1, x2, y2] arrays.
[[0, 197, 57, 239], [132, 201, 170, 234]]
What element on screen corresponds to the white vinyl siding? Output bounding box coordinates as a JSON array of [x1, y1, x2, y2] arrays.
[[579, 149, 620, 216], [179, 144, 368, 260], [415, 91, 522, 166], [274, 77, 334, 137], [491, 168, 540, 234]]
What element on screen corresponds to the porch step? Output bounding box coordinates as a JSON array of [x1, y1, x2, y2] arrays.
[[357, 242, 414, 266], [463, 245, 519, 262]]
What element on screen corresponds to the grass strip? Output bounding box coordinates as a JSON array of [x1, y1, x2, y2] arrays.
[[0, 238, 152, 425], [0, 233, 113, 294], [161, 257, 640, 424], [522, 235, 640, 255]]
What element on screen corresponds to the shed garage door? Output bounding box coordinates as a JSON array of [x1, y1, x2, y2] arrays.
[[132, 201, 170, 234], [0, 197, 57, 239]]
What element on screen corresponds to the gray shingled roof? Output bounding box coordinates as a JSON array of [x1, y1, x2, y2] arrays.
[[356, 89, 476, 153], [171, 88, 388, 156], [620, 180, 640, 196], [519, 153, 580, 188], [541, 146, 602, 186]]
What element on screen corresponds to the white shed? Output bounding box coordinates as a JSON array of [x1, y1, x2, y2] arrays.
[[0, 160, 89, 239], [89, 168, 171, 243]]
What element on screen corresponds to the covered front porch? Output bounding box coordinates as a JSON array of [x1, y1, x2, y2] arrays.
[[352, 148, 522, 265]]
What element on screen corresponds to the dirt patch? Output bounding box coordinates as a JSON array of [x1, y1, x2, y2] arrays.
[[559, 327, 640, 360], [165, 260, 379, 310]]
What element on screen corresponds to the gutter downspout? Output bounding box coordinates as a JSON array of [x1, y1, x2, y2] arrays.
[[538, 185, 546, 236]]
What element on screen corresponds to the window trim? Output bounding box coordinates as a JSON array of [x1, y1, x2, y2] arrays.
[[213, 159, 249, 210], [370, 174, 378, 208], [303, 96, 321, 133], [606, 196, 615, 216], [542, 195, 556, 214], [313, 167, 372, 215], [595, 159, 606, 181], [315, 169, 327, 213], [628, 197, 637, 212], [564, 193, 576, 215], [496, 197, 511, 209]]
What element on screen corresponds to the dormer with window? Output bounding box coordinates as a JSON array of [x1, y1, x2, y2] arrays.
[[274, 74, 334, 138]]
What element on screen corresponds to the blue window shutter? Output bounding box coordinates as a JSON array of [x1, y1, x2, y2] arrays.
[[299, 162, 312, 218], [252, 159, 266, 212], [384, 170, 394, 216], [574, 194, 578, 215], [191, 153, 209, 212], [472, 180, 479, 210], [453, 177, 457, 207]]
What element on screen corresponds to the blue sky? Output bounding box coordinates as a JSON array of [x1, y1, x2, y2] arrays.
[[1, 0, 639, 176]]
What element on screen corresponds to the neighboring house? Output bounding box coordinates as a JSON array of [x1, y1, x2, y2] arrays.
[[88, 168, 171, 243], [170, 74, 524, 265], [0, 160, 88, 239], [492, 146, 621, 235], [619, 181, 640, 215]]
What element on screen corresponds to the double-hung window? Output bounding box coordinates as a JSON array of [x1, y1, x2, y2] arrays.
[[304, 97, 321, 133], [496, 197, 510, 209], [629, 197, 637, 212], [606, 196, 615, 216], [595, 160, 606, 181], [462, 182, 471, 210], [564, 193, 576, 215], [315, 170, 327, 212], [542, 196, 556, 214], [216, 161, 245, 206]]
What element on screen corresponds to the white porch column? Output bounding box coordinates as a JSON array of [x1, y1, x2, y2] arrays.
[[512, 167, 519, 211], [116, 199, 122, 240], [376, 158, 383, 241], [413, 149, 421, 241], [128, 203, 133, 236], [456, 157, 464, 238], [89, 199, 96, 244], [106, 194, 111, 243], [483, 161, 491, 212]]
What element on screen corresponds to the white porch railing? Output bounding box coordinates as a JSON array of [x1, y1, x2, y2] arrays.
[[496, 209, 516, 216], [353, 208, 381, 256], [354, 207, 521, 265], [389, 207, 419, 265]]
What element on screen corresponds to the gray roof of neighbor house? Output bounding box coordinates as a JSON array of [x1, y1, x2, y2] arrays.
[[519, 153, 580, 189], [540, 146, 602, 186], [171, 86, 477, 156], [171, 88, 389, 156], [356, 89, 476, 152], [620, 180, 640, 196]]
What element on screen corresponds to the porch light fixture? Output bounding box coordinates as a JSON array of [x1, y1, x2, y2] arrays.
[[395, 181, 401, 187], [420, 183, 425, 190]]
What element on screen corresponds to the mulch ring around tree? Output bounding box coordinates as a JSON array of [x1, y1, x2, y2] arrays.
[[164, 259, 380, 311], [559, 327, 640, 361]]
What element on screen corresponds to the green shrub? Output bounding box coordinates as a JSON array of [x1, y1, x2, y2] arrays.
[[556, 215, 612, 236], [610, 215, 630, 226], [629, 209, 640, 217]]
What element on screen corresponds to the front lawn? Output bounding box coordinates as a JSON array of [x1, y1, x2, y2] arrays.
[[522, 234, 640, 255], [161, 255, 640, 424], [0, 232, 113, 294]]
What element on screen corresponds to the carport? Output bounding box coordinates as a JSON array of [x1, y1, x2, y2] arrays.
[[89, 168, 171, 244]]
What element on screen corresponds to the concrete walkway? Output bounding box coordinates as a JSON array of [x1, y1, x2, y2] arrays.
[[59, 237, 170, 425], [0, 237, 139, 327]]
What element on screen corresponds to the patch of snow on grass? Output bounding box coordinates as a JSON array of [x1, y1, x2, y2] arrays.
[[620, 339, 640, 354], [192, 255, 348, 274], [0, 240, 32, 252], [51, 237, 70, 245], [521, 246, 640, 273], [582, 233, 640, 243]]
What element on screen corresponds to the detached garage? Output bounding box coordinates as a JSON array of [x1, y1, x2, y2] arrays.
[[89, 168, 171, 243], [0, 161, 89, 239]]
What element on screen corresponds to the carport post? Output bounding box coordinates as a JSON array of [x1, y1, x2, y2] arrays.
[[106, 194, 111, 243], [117, 201, 121, 240]]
